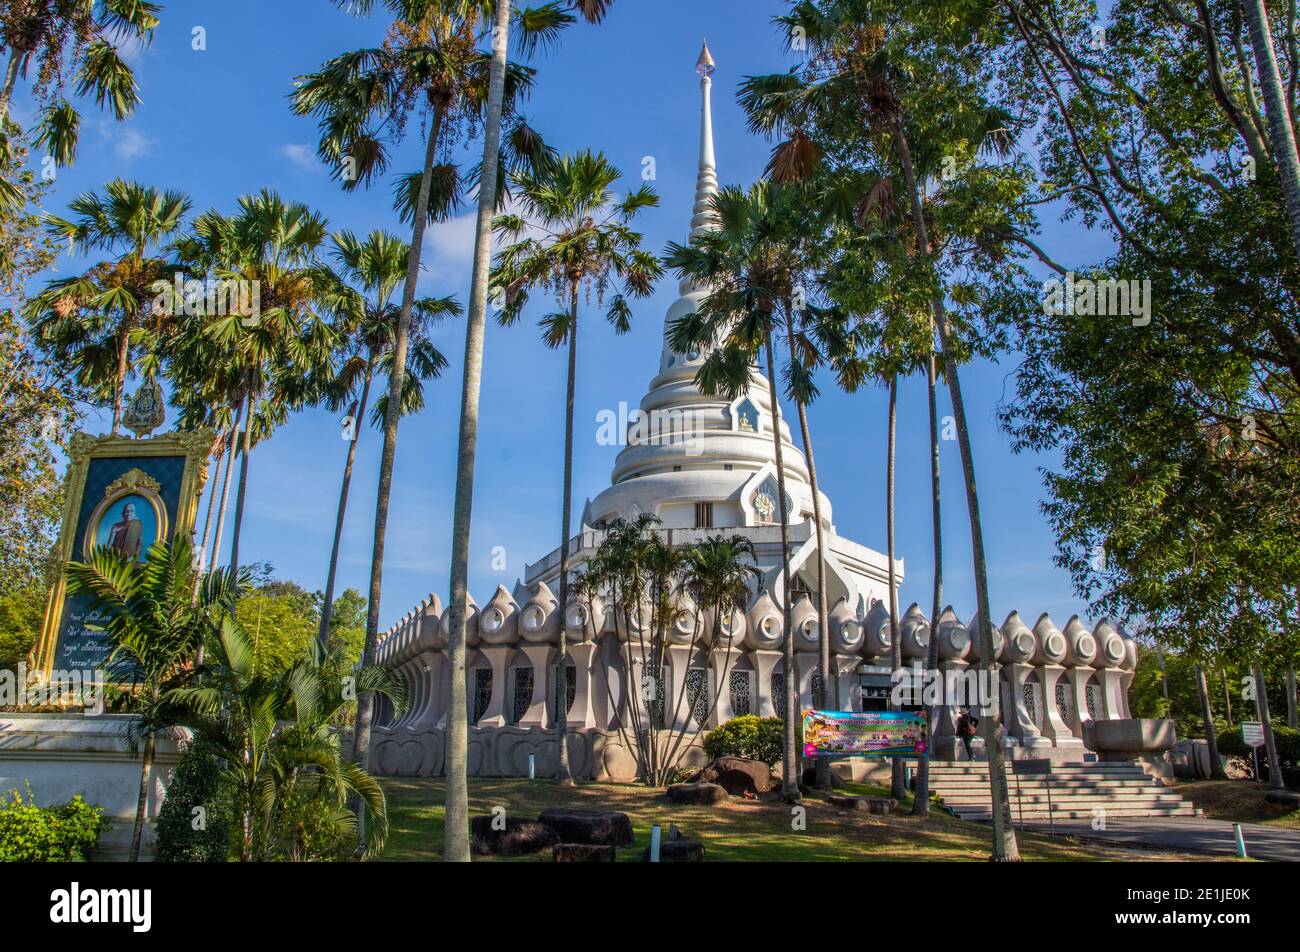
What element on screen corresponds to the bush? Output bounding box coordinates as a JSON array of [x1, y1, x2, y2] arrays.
[[702, 715, 785, 766], [156, 739, 233, 862], [1217, 724, 1300, 766], [0, 787, 104, 861]]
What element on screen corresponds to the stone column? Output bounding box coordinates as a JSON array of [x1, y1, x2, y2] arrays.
[[473, 646, 513, 728], [665, 645, 698, 731], [834, 656, 861, 712], [751, 650, 782, 718], [1066, 668, 1095, 738], [708, 649, 738, 728], [1097, 667, 1128, 720], [411, 650, 445, 728], [1002, 662, 1050, 752], [931, 660, 968, 759], [516, 644, 555, 728], [566, 642, 598, 729], [794, 651, 819, 714], [1036, 664, 1083, 748]]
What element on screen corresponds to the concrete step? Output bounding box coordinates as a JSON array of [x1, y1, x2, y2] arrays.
[[951, 806, 1201, 821]]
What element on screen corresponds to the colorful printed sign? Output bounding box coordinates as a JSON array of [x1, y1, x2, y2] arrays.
[[802, 709, 928, 758]]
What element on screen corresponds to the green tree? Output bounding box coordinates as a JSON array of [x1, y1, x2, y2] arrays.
[[25, 179, 190, 433], [666, 181, 840, 801], [64, 539, 240, 861], [315, 229, 459, 647], [292, 2, 556, 832], [491, 149, 661, 782]]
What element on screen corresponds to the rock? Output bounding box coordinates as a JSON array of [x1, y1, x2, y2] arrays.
[[666, 782, 728, 805], [693, 756, 775, 797], [470, 815, 560, 856], [553, 842, 616, 862], [801, 765, 846, 789], [641, 824, 705, 862], [1264, 789, 1300, 808], [828, 794, 896, 814], [537, 808, 635, 846]]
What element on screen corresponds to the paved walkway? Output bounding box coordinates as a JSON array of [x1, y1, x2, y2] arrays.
[[1016, 816, 1300, 861]]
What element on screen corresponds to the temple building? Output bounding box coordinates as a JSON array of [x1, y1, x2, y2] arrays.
[[368, 44, 1142, 782]]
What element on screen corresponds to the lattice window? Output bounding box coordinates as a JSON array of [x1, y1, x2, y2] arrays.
[[1085, 683, 1100, 720], [643, 666, 667, 729], [1022, 682, 1038, 726], [811, 673, 824, 709], [772, 669, 787, 720], [550, 661, 576, 721], [1055, 684, 1071, 724], [730, 670, 754, 717], [686, 667, 708, 728], [510, 667, 533, 724], [472, 668, 492, 725]]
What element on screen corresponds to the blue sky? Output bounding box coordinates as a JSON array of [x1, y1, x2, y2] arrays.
[[20, 0, 1117, 632]]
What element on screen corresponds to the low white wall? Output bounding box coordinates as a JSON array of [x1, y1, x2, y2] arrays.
[[0, 713, 187, 860]]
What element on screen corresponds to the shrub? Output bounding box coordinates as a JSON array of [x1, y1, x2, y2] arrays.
[[702, 715, 785, 766], [156, 739, 233, 862], [0, 787, 105, 861], [1217, 724, 1300, 765]]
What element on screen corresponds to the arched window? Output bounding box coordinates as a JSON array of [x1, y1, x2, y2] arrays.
[[472, 668, 493, 725]]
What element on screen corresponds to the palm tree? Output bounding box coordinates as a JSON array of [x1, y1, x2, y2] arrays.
[[436, 0, 617, 863], [169, 614, 404, 860], [1242, 0, 1300, 261], [316, 228, 460, 647], [742, 0, 1022, 857], [171, 192, 336, 574], [25, 179, 190, 433], [666, 181, 831, 802], [293, 3, 557, 831], [64, 539, 239, 861], [491, 149, 661, 783]]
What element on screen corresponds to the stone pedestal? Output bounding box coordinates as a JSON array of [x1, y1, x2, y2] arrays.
[[833, 655, 860, 711], [1002, 662, 1052, 751], [794, 650, 818, 712], [708, 648, 738, 727]]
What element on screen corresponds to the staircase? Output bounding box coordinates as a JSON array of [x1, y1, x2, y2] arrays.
[[927, 761, 1201, 822]]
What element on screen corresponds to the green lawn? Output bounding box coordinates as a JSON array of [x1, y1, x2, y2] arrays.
[[1174, 779, 1300, 829], [379, 777, 1208, 862]]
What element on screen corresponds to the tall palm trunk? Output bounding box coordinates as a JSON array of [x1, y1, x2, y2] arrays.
[[228, 382, 257, 573], [1254, 666, 1286, 789], [0, 50, 23, 123], [1288, 665, 1298, 729], [1244, 0, 1300, 260], [1195, 663, 1229, 780], [1223, 668, 1235, 726], [894, 122, 1019, 860], [913, 346, 942, 816], [209, 399, 242, 571], [354, 103, 447, 831], [764, 333, 799, 801], [195, 436, 224, 573], [129, 732, 155, 862], [444, 0, 513, 864], [886, 373, 906, 800], [112, 323, 131, 434], [319, 365, 373, 649], [783, 310, 832, 792], [554, 285, 580, 785]]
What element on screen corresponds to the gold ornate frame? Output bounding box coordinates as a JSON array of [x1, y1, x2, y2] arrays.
[[31, 429, 214, 681], [80, 468, 169, 560]]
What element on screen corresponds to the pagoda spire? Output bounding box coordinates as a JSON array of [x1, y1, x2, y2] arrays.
[[683, 40, 719, 293]]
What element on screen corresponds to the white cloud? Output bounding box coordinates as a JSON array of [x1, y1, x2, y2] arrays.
[[93, 121, 156, 162], [280, 143, 322, 175]]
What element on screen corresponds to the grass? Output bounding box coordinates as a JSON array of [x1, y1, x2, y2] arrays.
[[379, 776, 1209, 862], [1173, 779, 1300, 829]]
